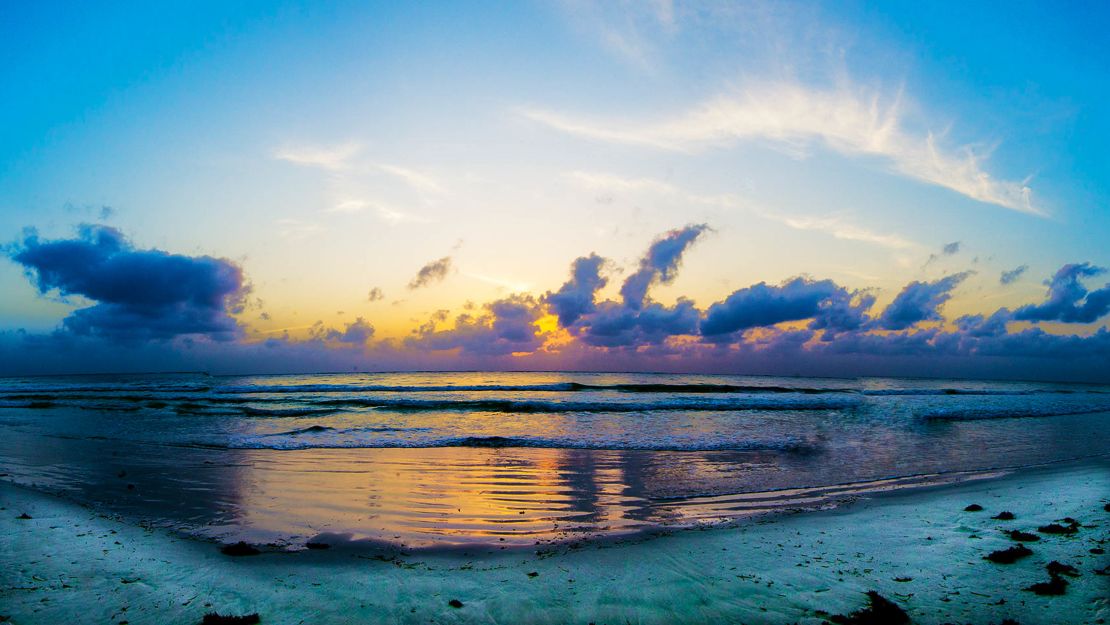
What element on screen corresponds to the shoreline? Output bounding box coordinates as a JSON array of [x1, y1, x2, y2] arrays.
[[2, 457, 1107, 624], [4, 439, 1105, 557]]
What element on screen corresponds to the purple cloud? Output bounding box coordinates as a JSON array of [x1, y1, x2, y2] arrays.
[[544, 253, 608, 327], [9, 225, 247, 341], [878, 272, 971, 330], [1013, 262, 1110, 323], [619, 224, 708, 309]]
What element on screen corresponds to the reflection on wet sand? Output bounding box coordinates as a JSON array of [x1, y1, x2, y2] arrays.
[[0, 431, 1016, 550]]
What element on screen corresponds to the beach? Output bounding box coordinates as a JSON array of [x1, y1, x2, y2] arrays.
[[1, 372, 1108, 624], [2, 457, 1108, 624]]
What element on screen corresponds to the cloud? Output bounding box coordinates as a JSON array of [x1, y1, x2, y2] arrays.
[[323, 317, 375, 345], [464, 272, 531, 293], [620, 224, 708, 309], [999, 265, 1028, 285], [9, 225, 247, 342], [700, 277, 871, 341], [556, 0, 676, 70], [326, 200, 370, 214], [407, 256, 453, 290], [923, 240, 963, 268], [544, 253, 609, 327], [7, 222, 1110, 383], [375, 164, 442, 195], [273, 142, 361, 171], [766, 213, 917, 250], [577, 299, 700, 348], [954, 309, 1011, 338], [275, 218, 325, 240], [522, 80, 1039, 214], [689, 192, 919, 251], [368, 287, 385, 302], [1013, 263, 1110, 323], [566, 171, 677, 195], [877, 272, 972, 330], [406, 295, 544, 356]]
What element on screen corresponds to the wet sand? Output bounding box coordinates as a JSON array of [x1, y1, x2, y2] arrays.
[[2, 458, 1107, 624]]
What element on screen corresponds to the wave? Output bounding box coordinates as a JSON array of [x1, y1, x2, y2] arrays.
[[923, 406, 1110, 421], [314, 396, 860, 413], [224, 431, 819, 452], [862, 388, 1084, 396], [213, 382, 856, 395], [239, 406, 342, 418]]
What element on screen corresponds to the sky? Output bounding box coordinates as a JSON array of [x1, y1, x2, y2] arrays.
[[2, 0, 1110, 381]]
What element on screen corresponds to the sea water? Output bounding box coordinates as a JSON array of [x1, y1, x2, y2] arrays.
[[1, 372, 1107, 548]]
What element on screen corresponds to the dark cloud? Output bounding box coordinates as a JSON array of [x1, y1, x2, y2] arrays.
[[554, 227, 707, 349], [325, 317, 375, 344], [367, 287, 385, 302], [619, 224, 708, 309], [405, 295, 543, 355], [6, 222, 1110, 383], [878, 272, 971, 330], [543, 253, 608, 327], [954, 309, 1012, 338], [700, 278, 871, 341], [407, 256, 452, 289], [999, 265, 1028, 285], [577, 299, 700, 348], [1013, 262, 1110, 323], [923, 241, 963, 269], [9, 225, 247, 341]]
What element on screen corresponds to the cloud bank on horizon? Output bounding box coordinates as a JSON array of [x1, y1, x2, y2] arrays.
[[3, 223, 1110, 383]]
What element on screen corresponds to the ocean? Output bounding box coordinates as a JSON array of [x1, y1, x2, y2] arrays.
[[1, 371, 1108, 549]]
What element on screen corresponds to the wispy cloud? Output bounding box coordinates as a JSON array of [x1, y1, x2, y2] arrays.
[[375, 204, 432, 225], [323, 198, 432, 225], [688, 191, 920, 251], [376, 163, 442, 195], [464, 272, 533, 293], [275, 218, 325, 240], [326, 199, 370, 214], [524, 80, 1039, 215], [767, 213, 917, 250], [566, 170, 676, 194], [273, 142, 362, 171], [408, 256, 453, 290], [557, 0, 676, 70], [565, 170, 919, 251]]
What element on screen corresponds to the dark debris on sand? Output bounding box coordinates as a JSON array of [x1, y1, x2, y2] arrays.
[[201, 613, 260, 625], [1037, 521, 1079, 535], [1024, 575, 1068, 596], [16, 513, 32, 520], [992, 511, 1015, 520], [1045, 561, 1080, 577], [828, 591, 909, 625], [220, 542, 261, 557], [964, 504, 983, 512], [1005, 530, 1039, 542], [448, 599, 464, 609], [985, 544, 1033, 564]]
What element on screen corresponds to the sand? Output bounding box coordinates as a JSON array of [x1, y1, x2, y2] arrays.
[[1, 459, 1107, 624]]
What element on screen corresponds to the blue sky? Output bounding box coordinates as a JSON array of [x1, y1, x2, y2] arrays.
[[2, 1, 1109, 380]]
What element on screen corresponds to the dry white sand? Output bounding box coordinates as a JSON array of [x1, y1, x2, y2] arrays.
[[1, 460, 1107, 625]]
